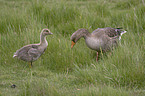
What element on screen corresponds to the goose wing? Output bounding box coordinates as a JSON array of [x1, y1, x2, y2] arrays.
[[92, 27, 122, 38], [13, 44, 39, 61], [104, 27, 127, 40], [28, 46, 40, 59], [104, 27, 121, 37]]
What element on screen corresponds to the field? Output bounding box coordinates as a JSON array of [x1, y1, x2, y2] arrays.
[[0, 0, 145, 95]]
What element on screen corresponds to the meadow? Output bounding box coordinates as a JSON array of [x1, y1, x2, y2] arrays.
[[0, 0, 144, 95]]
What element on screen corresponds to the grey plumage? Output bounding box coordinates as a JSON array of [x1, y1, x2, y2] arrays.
[[71, 27, 127, 61]]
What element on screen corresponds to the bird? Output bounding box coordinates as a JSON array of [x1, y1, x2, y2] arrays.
[[13, 29, 53, 68], [71, 27, 127, 61]]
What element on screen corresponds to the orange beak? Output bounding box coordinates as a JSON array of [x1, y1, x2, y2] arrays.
[[71, 41, 75, 48]]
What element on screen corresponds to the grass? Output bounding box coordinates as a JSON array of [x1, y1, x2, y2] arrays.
[[0, 0, 145, 95]]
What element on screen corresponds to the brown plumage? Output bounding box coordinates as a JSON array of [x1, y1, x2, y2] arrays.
[[13, 29, 53, 67], [71, 27, 127, 61]]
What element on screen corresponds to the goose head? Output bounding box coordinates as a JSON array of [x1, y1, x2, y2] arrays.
[[41, 29, 53, 36], [40, 29, 53, 44], [71, 28, 89, 48]]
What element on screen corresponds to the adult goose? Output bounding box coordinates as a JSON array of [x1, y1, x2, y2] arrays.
[[13, 29, 53, 67], [71, 27, 127, 61]]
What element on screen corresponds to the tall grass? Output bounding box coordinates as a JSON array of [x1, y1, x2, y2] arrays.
[[0, 0, 144, 96]]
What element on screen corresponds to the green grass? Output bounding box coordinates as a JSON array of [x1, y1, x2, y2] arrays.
[[0, 0, 145, 96]]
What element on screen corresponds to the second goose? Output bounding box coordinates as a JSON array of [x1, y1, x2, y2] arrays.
[[71, 27, 127, 61]]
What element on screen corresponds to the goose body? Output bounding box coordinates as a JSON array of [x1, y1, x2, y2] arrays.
[[13, 29, 53, 67], [71, 27, 126, 61]]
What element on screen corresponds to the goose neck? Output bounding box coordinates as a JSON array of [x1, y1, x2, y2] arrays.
[[40, 35, 48, 46]]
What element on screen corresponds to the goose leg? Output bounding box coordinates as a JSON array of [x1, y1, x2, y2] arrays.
[[96, 52, 99, 61], [31, 62, 33, 67], [28, 62, 32, 68]]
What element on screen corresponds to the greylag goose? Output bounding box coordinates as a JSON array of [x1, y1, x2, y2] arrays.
[[71, 27, 127, 61], [13, 29, 53, 67]]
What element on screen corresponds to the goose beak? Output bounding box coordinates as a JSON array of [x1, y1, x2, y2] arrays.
[[71, 41, 75, 48]]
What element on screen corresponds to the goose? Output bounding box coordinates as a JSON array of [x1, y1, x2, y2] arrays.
[[13, 29, 53, 67], [71, 27, 127, 61]]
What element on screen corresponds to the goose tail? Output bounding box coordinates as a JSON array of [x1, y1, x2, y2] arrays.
[[13, 55, 17, 58], [120, 30, 127, 36], [119, 30, 127, 40], [13, 52, 18, 58]]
